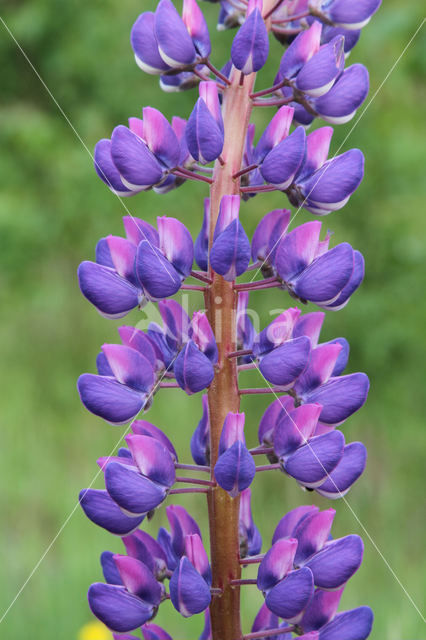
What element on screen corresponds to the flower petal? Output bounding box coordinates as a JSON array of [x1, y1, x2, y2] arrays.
[[231, 6, 269, 74], [301, 587, 344, 632], [77, 374, 145, 425], [214, 441, 256, 497], [275, 221, 322, 282], [174, 341, 215, 394], [78, 261, 139, 319], [306, 373, 369, 425], [131, 420, 178, 461], [257, 538, 298, 592], [136, 241, 182, 300], [94, 139, 136, 195], [265, 568, 314, 621], [170, 557, 211, 617], [105, 462, 167, 514], [319, 607, 373, 640], [304, 535, 364, 589], [111, 126, 164, 189], [102, 344, 155, 392], [143, 107, 180, 168], [259, 337, 311, 388], [272, 505, 319, 544], [131, 12, 171, 74], [125, 434, 176, 487], [293, 508, 336, 565], [155, 0, 196, 67], [283, 431, 345, 487], [261, 126, 306, 189], [113, 554, 162, 603], [88, 583, 154, 633], [79, 489, 144, 535], [315, 442, 367, 499]]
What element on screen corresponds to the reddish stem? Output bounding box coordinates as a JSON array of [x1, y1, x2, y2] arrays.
[[252, 96, 294, 107], [229, 578, 257, 586], [249, 447, 274, 456], [234, 277, 279, 291], [205, 59, 232, 86], [239, 555, 264, 564], [191, 269, 213, 284], [243, 626, 296, 640], [175, 463, 211, 473], [271, 10, 310, 23], [239, 387, 286, 395], [237, 363, 256, 372], [228, 348, 253, 359], [181, 284, 206, 291], [159, 382, 179, 388], [168, 487, 209, 495], [173, 167, 213, 184], [233, 163, 259, 179], [175, 476, 216, 486], [250, 79, 287, 99], [240, 184, 277, 193], [255, 463, 281, 472]]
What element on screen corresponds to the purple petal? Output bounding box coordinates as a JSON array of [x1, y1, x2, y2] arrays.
[[79, 489, 144, 535], [256, 106, 295, 163], [88, 583, 154, 633], [142, 107, 180, 168], [323, 250, 364, 311], [101, 551, 123, 585], [136, 241, 182, 300], [214, 195, 241, 239], [296, 36, 345, 97], [283, 430, 345, 487], [321, 25, 361, 52], [199, 81, 223, 132], [293, 508, 336, 565], [155, 0, 196, 67], [279, 21, 322, 79], [292, 312, 325, 347], [94, 139, 135, 195], [143, 623, 173, 640], [253, 308, 300, 356], [306, 373, 369, 425], [186, 97, 224, 164], [122, 216, 159, 248], [251, 209, 291, 263], [118, 327, 158, 370], [324, 0, 382, 29], [191, 395, 210, 466], [214, 441, 256, 497], [78, 261, 139, 319], [292, 243, 354, 304], [305, 535, 363, 589], [195, 198, 210, 271], [102, 344, 155, 392], [166, 504, 202, 557], [199, 609, 212, 640], [257, 538, 298, 592], [131, 419, 178, 461], [300, 149, 364, 214], [159, 299, 191, 352], [239, 487, 262, 557], [113, 555, 162, 604], [301, 587, 344, 632], [275, 221, 322, 281], [231, 6, 269, 74], [131, 12, 171, 74], [190, 312, 218, 364], [157, 527, 178, 570], [259, 337, 311, 388], [316, 442, 367, 499], [123, 530, 168, 580], [252, 602, 279, 635], [158, 216, 194, 277], [182, 0, 211, 57], [185, 533, 211, 584], [142, 623, 173, 640], [274, 403, 323, 458], [315, 65, 369, 124], [174, 341, 215, 394], [211, 219, 251, 281], [258, 396, 295, 446], [219, 411, 246, 453], [95, 237, 114, 267], [273, 505, 319, 543], [296, 128, 333, 182], [265, 568, 314, 621], [261, 126, 306, 189], [111, 126, 164, 189], [77, 374, 145, 425], [319, 607, 373, 640], [105, 462, 167, 514], [125, 434, 175, 487], [294, 343, 343, 396], [170, 557, 211, 617]]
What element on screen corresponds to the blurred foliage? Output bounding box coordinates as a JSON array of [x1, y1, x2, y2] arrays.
[[0, 1, 425, 638]]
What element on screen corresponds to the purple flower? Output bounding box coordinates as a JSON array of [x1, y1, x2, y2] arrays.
[[214, 412, 256, 497], [169, 556, 211, 616], [236, 291, 256, 363], [288, 128, 365, 215], [79, 489, 144, 536], [260, 126, 306, 190], [77, 342, 156, 424], [194, 198, 211, 271], [174, 312, 217, 394], [122, 529, 170, 581], [166, 504, 203, 558], [239, 488, 262, 557], [320, 0, 382, 30], [88, 581, 158, 632], [231, 0, 269, 74], [142, 623, 173, 640], [210, 195, 251, 280], [78, 215, 194, 317], [186, 82, 224, 164], [191, 395, 211, 465]]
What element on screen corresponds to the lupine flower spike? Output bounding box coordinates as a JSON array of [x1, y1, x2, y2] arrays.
[[77, 0, 380, 637]]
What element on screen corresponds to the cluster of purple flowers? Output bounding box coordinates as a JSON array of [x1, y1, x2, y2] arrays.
[[76, 0, 381, 637]]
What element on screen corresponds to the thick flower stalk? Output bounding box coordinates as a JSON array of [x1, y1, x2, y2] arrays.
[[77, 0, 381, 638]]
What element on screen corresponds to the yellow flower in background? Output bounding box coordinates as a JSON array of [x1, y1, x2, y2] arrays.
[[78, 620, 112, 640]]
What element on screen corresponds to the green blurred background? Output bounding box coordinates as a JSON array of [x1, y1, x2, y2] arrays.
[[0, 1, 425, 638]]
